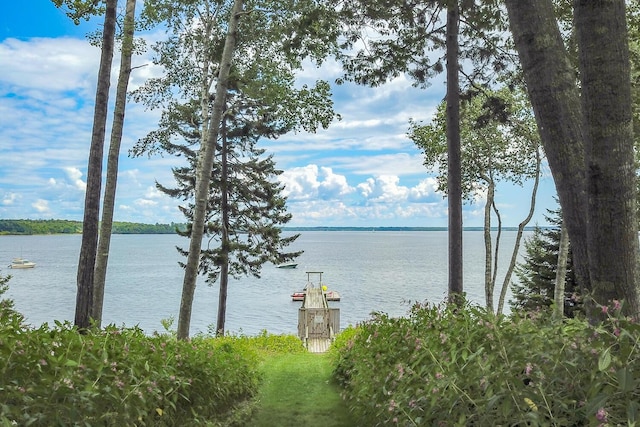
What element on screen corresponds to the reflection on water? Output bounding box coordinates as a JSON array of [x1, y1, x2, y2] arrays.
[[0, 231, 529, 336]]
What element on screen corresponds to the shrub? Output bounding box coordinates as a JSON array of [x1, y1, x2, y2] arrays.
[[333, 301, 640, 426], [0, 282, 262, 426]]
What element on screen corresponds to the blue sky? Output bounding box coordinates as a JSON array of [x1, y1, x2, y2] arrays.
[[0, 1, 558, 227]]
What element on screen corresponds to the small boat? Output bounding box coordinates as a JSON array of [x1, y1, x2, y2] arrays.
[[277, 263, 298, 269], [9, 258, 36, 269]]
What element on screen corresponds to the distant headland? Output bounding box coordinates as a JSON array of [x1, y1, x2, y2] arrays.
[[0, 219, 539, 235]]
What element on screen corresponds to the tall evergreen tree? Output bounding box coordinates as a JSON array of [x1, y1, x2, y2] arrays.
[[511, 206, 580, 316], [142, 92, 303, 335]]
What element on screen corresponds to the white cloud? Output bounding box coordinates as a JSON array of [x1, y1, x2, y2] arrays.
[[63, 167, 86, 190], [0, 38, 98, 94], [280, 165, 355, 202], [357, 175, 409, 203], [409, 177, 441, 202], [32, 199, 50, 213], [135, 199, 158, 207], [2, 192, 18, 206]]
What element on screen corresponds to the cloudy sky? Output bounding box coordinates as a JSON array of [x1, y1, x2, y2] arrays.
[[0, 0, 558, 228]]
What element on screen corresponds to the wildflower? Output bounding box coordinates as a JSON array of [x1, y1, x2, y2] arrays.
[[397, 364, 405, 379], [388, 400, 397, 412], [601, 305, 608, 314], [435, 372, 444, 380], [115, 379, 125, 389], [525, 363, 533, 376], [612, 299, 621, 311], [440, 333, 447, 344], [595, 407, 607, 423], [39, 359, 47, 366]]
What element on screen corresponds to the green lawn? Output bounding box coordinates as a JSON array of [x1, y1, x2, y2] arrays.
[[247, 352, 356, 427]]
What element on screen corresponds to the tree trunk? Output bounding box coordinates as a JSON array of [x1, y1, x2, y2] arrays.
[[504, 0, 591, 298], [177, 0, 243, 340], [93, 0, 137, 327], [216, 125, 230, 337], [446, 2, 463, 303], [575, 0, 639, 316], [497, 149, 541, 315], [74, 0, 117, 331], [483, 179, 494, 312], [553, 221, 569, 320]]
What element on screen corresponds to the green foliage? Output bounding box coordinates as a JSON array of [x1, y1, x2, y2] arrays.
[[511, 204, 581, 316], [337, 0, 509, 89], [410, 87, 540, 200], [0, 289, 263, 426], [0, 219, 185, 235], [333, 301, 640, 426], [229, 330, 306, 355], [50, 0, 104, 25]]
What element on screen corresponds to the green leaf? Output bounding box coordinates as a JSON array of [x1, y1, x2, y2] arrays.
[[617, 367, 635, 392], [598, 348, 611, 372], [628, 400, 640, 424], [65, 359, 79, 367]]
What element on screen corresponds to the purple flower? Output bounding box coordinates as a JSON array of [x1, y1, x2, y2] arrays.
[[596, 407, 607, 422]]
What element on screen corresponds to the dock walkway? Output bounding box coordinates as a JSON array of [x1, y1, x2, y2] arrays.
[[297, 272, 339, 353]]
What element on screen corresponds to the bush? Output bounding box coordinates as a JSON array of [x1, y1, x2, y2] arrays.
[[333, 301, 640, 426], [0, 281, 262, 426]]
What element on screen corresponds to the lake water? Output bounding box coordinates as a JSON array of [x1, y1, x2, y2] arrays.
[[0, 231, 530, 336]]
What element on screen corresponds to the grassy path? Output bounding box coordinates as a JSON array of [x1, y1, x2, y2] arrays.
[[246, 352, 356, 427]]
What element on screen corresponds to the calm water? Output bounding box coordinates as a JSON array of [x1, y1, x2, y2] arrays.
[[0, 231, 529, 336]]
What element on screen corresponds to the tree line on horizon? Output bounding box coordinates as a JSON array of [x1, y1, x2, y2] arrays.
[[0, 219, 185, 235]]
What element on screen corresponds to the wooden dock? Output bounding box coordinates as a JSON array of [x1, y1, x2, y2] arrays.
[[297, 272, 340, 353]]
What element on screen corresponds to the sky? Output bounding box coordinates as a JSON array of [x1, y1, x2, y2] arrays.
[[0, 1, 558, 228]]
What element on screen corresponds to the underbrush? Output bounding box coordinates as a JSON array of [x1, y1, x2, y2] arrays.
[[0, 277, 297, 426], [332, 301, 640, 426]]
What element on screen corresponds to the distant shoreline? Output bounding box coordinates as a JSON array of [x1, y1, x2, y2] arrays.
[[0, 219, 545, 235]]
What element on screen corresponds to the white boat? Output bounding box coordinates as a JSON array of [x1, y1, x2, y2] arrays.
[[277, 263, 298, 269], [9, 258, 36, 269]]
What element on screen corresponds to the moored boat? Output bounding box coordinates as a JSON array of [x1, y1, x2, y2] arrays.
[[277, 263, 298, 269], [9, 258, 36, 269]]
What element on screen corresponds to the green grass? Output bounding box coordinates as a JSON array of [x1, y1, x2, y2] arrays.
[[247, 352, 355, 427]]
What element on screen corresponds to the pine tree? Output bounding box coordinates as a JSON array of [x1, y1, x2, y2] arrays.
[[154, 92, 302, 335], [511, 205, 581, 316]]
